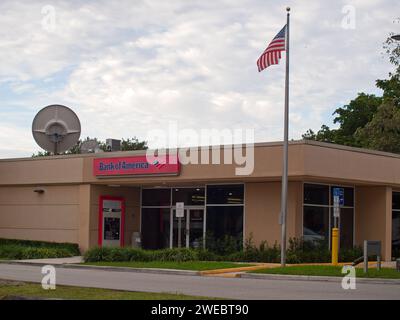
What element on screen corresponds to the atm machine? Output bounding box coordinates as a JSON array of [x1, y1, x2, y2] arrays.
[[99, 196, 125, 247]]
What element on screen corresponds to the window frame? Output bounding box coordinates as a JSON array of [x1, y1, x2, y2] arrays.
[[302, 182, 356, 248], [140, 183, 246, 249]]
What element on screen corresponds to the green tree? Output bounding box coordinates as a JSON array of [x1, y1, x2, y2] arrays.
[[302, 94, 382, 146], [355, 100, 400, 153], [303, 33, 400, 153], [121, 137, 147, 151], [32, 136, 147, 157]]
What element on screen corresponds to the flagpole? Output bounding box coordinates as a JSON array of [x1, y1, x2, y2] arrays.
[[280, 7, 290, 267]]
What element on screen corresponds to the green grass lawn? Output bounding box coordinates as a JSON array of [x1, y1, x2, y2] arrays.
[[83, 261, 253, 271], [251, 265, 400, 279], [0, 281, 217, 300]]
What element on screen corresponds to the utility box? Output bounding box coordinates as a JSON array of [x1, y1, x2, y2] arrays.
[[106, 139, 121, 152], [363, 240, 381, 273]]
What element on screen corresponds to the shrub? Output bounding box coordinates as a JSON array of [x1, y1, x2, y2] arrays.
[[0, 238, 79, 255], [83, 247, 106, 262], [285, 237, 363, 263], [154, 248, 198, 262], [0, 238, 80, 260], [0, 245, 76, 260], [195, 249, 220, 261], [339, 246, 363, 262], [204, 233, 242, 256], [83, 247, 198, 263], [82, 237, 365, 264]]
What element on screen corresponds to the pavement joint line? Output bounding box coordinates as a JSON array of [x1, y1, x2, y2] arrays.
[[0, 260, 200, 277]]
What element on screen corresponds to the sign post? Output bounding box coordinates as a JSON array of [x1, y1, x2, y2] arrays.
[[363, 240, 381, 273], [176, 202, 185, 248], [332, 187, 344, 265]]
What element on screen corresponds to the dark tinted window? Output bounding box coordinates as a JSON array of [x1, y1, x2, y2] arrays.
[[393, 211, 400, 258], [303, 205, 329, 245], [338, 208, 354, 249], [206, 206, 243, 240], [172, 188, 205, 205], [141, 208, 170, 249], [330, 186, 354, 207], [206, 185, 244, 205], [142, 188, 171, 206], [303, 184, 329, 205], [393, 192, 400, 210]]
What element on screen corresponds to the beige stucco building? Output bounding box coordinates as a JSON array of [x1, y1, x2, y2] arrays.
[[1, 140, 399, 261]]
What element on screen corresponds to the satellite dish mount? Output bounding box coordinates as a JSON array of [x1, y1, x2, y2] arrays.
[[32, 105, 81, 155]]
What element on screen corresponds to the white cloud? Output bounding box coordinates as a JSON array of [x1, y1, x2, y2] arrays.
[[0, 0, 398, 157]]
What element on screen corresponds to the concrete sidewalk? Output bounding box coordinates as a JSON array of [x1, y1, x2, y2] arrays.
[[8, 256, 84, 265]]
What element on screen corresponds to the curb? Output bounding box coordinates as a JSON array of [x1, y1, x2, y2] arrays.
[[0, 260, 200, 277], [63, 264, 201, 276], [199, 264, 269, 276], [239, 272, 400, 285]]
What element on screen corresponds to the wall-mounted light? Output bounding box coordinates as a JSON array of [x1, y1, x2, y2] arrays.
[[33, 188, 45, 194]]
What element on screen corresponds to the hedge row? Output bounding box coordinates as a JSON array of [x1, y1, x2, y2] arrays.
[[84, 247, 202, 262], [0, 238, 80, 260], [84, 237, 364, 264]]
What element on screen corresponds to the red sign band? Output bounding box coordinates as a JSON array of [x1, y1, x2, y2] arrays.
[[93, 154, 180, 177]]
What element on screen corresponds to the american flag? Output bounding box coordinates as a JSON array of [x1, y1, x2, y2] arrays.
[[257, 25, 286, 72]]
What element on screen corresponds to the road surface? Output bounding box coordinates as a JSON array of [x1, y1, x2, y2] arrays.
[[0, 263, 399, 299]]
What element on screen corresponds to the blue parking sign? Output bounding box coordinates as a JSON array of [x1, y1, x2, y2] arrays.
[[333, 187, 344, 206]]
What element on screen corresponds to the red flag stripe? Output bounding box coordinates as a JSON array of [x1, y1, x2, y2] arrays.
[[256, 25, 286, 72]]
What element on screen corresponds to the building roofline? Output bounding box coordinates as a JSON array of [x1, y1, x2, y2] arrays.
[[301, 139, 400, 159], [1, 139, 400, 162]]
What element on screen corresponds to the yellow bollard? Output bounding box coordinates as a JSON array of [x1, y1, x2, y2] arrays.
[[331, 228, 339, 265]]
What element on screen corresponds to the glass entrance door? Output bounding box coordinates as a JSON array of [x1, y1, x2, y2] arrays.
[[172, 209, 188, 248], [188, 209, 204, 249], [170, 208, 204, 248]]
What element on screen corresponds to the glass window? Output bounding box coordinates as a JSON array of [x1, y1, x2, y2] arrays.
[[172, 188, 205, 206], [304, 184, 329, 205], [206, 185, 244, 205], [339, 208, 354, 249], [303, 183, 354, 248], [142, 188, 171, 206], [393, 192, 400, 210], [141, 208, 170, 249], [303, 205, 329, 244], [330, 186, 354, 207], [206, 206, 243, 240], [393, 211, 400, 258]]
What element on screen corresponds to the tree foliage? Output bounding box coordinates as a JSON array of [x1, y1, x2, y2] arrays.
[[355, 101, 400, 153], [303, 33, 400, 153]]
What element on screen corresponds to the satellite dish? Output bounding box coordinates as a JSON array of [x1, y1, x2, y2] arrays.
[[80, 139, 102, 154], [32, 104, 81, 154]]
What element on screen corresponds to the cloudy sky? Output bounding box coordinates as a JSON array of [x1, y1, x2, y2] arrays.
[[0, 0, 398, 158]]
